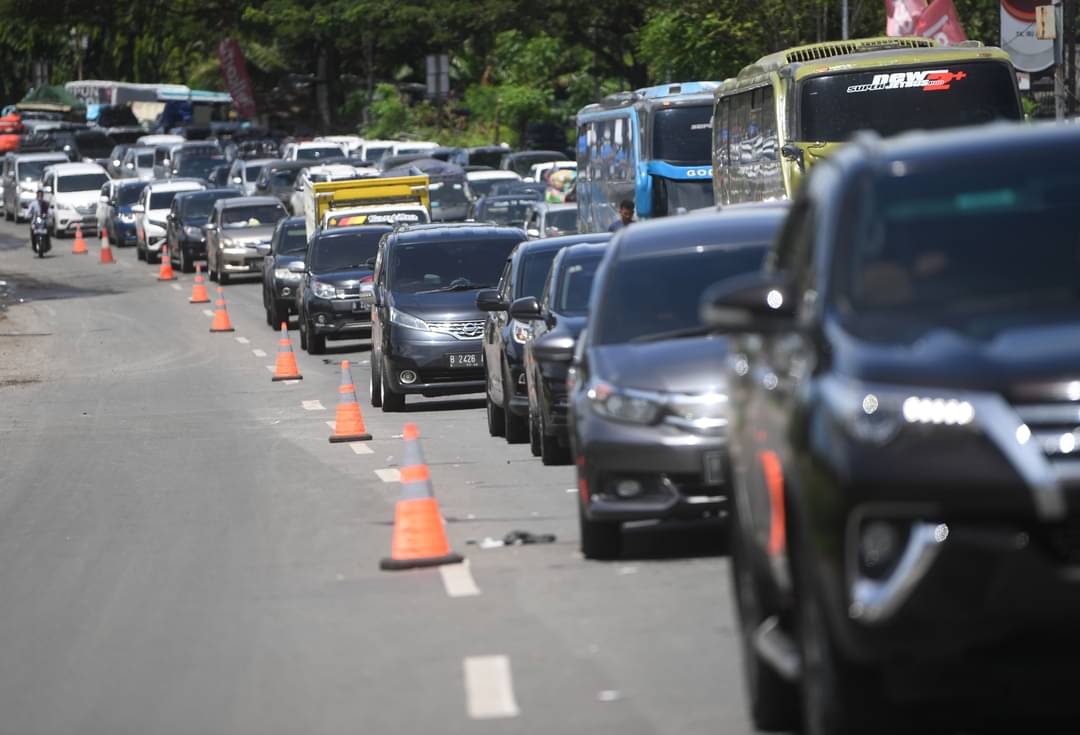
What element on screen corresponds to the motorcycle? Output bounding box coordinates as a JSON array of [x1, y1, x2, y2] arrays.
[[30, 215, 50, 258]]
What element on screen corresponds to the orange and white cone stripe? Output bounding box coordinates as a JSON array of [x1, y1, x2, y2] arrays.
[[329, 360, 371, 441], [271, 322, 303, 382]]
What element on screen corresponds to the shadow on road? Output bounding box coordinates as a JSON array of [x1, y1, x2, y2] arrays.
[[404, 397, 486, 413], [618, 518, 729, 560], [0, 270, 119, 311]]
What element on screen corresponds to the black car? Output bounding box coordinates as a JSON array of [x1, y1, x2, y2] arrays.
[[477, 234, 596, 443], [568, 206, 785, 559], [262, 215, 308, 328], [704, 124, 1080, 733], [514, 240, 609, 464], [166, 188, 243, 273], [450, 146, 509, 169], [171, 153, 227, 183], [474, 194, 540, 228], [368, 224, 525, 412], [296, 225, 392, 355]]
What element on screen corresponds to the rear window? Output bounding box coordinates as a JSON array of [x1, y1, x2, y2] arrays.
[[150, 190, 188, 209], [296, 146, 343, 161], [272, 170, 299, 186], [309, 229, 389, 272], [277, 224, 309, 254], [479, 199, 534, 225], [181, 192, 239, 220], [16, 159, 63, 181], [222, 204, 286, 228], [545, 208, 577, 235], [243, 163, 265, 180], [116, 185, 144, 206], [57, 173, 109, 193]]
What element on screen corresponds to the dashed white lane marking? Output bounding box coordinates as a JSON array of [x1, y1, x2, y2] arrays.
[[236, 336, 250, 344], [349, 443, 374, 455], [374, 468, 401, 483], [252, 348, 267, 357], [463, 656, 520, 719], [170, 284, 182, 291], [302, 400, 325, 411], [283, 379, 301, 385], [202, 309, 214, 317], [440, 561, 480, 598]]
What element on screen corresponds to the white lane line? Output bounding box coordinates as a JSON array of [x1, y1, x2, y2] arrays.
[[202, 309, 214, 317], [463, 656, 520, 719], [170, 283, 182, 291], [325, 420, 337, 429], [350, 443, 373, 455], [252, 348, 267, 357], [302, 400, 325, 411], [236, 336, 250, 344], [440, 561, 480, 597], [265, 365, 275, 373], [374, 468, 400, 483], [283, 379, 301, 385]]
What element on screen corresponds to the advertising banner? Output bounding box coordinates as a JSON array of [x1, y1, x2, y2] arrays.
[[885, 0, 967, 44], [217, 38, 257, 119]]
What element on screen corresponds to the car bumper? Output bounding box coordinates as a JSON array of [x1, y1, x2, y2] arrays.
[[113, 220, 137, 243], [307, 297, 372, 338], [143, 224, 166, 250], [54, 213, 97, 231], [177, 237, 207, 259], [386, 328, 485, 396], [220, 247, 267, 272], [574, 410, 728, 523]]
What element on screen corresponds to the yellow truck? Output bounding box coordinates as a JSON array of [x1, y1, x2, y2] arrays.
[[303, 174, 431, 239]]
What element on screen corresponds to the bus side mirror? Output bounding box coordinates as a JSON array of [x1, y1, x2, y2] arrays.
[[781, 144, 805, 173]]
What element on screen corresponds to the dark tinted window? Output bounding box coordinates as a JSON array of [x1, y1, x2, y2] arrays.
[[800, 62, 1021, 141], [653, 179, 714, 217], [74, 132, 114, 159], [309, 229, 389, 272], [176, 156, 226, 179], [545, 208, 578, 235], [136, 152, 153, 167], [57, 173, 109, 192], [243, 163, 265, 180], [181, 192, 239, 221], [555, 253, 604, 314], [837, 150, 1080, 338], [272, 169, 300, 186], [296, 146, 343, 161], [467, 177, 515, 198], [651, 104, 713, 163], [518, 249, 560, 300], [221, 204, 286, 228], [116, 185, 144, 206], [430, 179, 469, 208], [478, 198, 534, 225], [150, 190, 189, 209], [469, 150, 503, 168], [389, 238, 518, 293], [277, 223, 309, 254], [17, 159, 63, 181], [595, 243, 767, 344]]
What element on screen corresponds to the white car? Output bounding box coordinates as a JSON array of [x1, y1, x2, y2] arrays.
[[136, 134, 185, 147], [390, 141, 439, 157], [527, 160, 576, 183], [358, 139, 395, 163], [316, 135, 364, 155], [281, 141, 346, 162], [2, 151, 69, 222], [133, 178, 206, 263], [288, 164, 378, 217], [41, 162, 110, 238], [464, 170, 521, 200], [227, 157, 274, 196]]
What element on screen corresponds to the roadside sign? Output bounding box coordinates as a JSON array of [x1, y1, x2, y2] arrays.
[[426, 54, 449, 100]]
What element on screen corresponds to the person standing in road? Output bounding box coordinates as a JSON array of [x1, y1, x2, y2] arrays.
[[608, 199, 634, 232]]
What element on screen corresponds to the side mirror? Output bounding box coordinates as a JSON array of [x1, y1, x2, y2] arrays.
[[533, 332, 575, 363], [131, 203, 144, 213], [287, 260, 306, 274], [508, 296, 542, 321], [475, 289, 507, 312], [699, 271, 796, 334], [781, 144, 805, 173]]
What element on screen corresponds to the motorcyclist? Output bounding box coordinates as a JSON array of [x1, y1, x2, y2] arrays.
[[27, 190, 48, 249]]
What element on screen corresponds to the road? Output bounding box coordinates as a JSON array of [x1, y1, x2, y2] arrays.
[[0, 221, 754, 735]]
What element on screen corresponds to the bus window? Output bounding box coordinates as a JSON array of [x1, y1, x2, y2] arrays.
[[652, 104, 713, 164]]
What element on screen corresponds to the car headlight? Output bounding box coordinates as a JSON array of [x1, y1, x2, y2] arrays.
[[275, 267, 302, 282], [512, 319, 530, 344], [311, 279, 338, 299], [119, 212, 135, 223], [819, 375, 976, 446], [184, 225, 203, 238], [389, 307, 430, 332], [587, 381, 663, 424]]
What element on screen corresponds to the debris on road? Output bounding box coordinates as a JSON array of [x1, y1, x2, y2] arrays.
[[467, 530, 557, 548]]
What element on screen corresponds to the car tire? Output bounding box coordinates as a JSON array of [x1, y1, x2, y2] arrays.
[[369, 352, 383, 407], [503, 365, 529, 444], [298, 317, 308, 350], [136, 241, 145, 261], [539, 408, 570, 466], [486, 392, 505, 437], [578, 497, 621, 560], [267, 298, 280, 330], [381, 361, 405, 412], [180, 248, 194, 273], [731, 512, 799, 732], [306, 322, 325, 355], [529, 412, 541, 457], [218, 262, 229, 285]]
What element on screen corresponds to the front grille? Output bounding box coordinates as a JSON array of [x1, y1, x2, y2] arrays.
[[419, 368, 483, 384], [75, 204, 96, 215], [428, 320, 484, 340]]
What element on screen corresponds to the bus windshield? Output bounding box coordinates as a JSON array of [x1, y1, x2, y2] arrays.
[[799, 62, 1020, 141], [651, 104, 713, 163]]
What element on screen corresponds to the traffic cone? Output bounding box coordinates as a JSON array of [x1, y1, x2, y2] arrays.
[[72, 224, 88, 254], [99, 228, 115, 264], [329, 360, 371, 441], [209, 287, 235, 332], [157, 244, 176, 281], [272, 322, 303, 382], [380, 423, 463, 571], [189, 263, 210, 303]]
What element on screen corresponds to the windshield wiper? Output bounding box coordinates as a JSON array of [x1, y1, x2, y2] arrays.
[[628, 325, 719, 343], [414, 282, 493, 294]]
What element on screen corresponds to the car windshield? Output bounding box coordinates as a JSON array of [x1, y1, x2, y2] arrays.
[[519, 248, 560, 300], [595, 243, 767, 344], [222, 204, 285, 228], [545, 208, 577, 235], [430, 179, 469, 208], [243, 163, 264, 180], [177, 157, 225, 178], [277, 224, 308, 255], [479, 199, 533, 225], [18, 160, 62, 181], [57, 173, 109, 193], [390, 238, 519, 293], [555, 253, 604, 315], [836, 152, 1080, 340], [652, 178, 714, 217], [799, 61, 1021, 141], [651, 103, 713, 164], [116, 186, 144, 206], [136, 152, 153, 168], [364, 145, 390, 161], [183, 193, 238, 221], [150, 190, 188, 209], [296, 147, 342, 161], [469, 150, 504, 168], [272, 170, 299, 187], [309, 229, 388, 272]]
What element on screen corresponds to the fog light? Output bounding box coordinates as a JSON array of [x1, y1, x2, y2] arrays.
[[399, 370, 417, 385], [316, 314, 327, 325], [281, 287, 291, 296], [859, 521, 902, 578], [615, 479, 643, 498]]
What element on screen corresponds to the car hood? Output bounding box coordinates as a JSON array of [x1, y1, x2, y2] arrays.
[[273, 252, 306, 268], [592, 336, 729, 394], [830, 318, 1080, 396], [391, 289, 487, 322], [54, 190, 99, 207], [311, 267, 373, 287], [181, 217, 209, 228], [220, 225, 275, 243]]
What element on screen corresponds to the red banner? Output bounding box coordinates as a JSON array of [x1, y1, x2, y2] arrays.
[[217, 38, 257, 119], [884, 0, 967, 44], [885, 0, 927, 36]]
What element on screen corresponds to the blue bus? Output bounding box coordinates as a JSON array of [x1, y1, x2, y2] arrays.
[[575, 81, 719, 232]]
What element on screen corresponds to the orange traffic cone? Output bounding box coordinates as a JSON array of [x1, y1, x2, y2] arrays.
[[209, 287, 235, 332], [271, 322, 303, 382], [157, 244, 176, 281], [99, 228, 115, 264], [189, 263, 210, 303], [380, 423, 463, 570], [329, 360, 372, 441], [72, 224, 88, 254]]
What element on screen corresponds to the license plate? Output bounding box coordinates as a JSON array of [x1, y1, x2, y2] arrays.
[[351, 302, 370, 313], [448, 353, 480, 368]]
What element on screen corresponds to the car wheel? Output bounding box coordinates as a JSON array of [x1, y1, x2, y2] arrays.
[[381, 360, 405, 412], [298, 317, 308, 350], [218, 262, 229, 284], [306, 322, 325, 355], [731, 511, 799, 732], [528, 411, 541, 457], [486, 391, 505, 437], [136, 241, 145, 261], [267, 298, 280, 330], [369, 351, 383, 407], [539, 409, 570, 466], [578, 496, 621, 560], [503, 365, 528, 443], [180, 248, 194, 273]]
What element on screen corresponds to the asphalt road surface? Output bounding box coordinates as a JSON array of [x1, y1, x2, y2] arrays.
[[0, 221, 755, 735]]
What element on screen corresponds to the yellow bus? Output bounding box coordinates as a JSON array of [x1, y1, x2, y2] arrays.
[[711, 37, 1022, 205]]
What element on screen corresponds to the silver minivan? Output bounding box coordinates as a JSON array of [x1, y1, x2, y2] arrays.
[[3, 152, 70, 222]]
